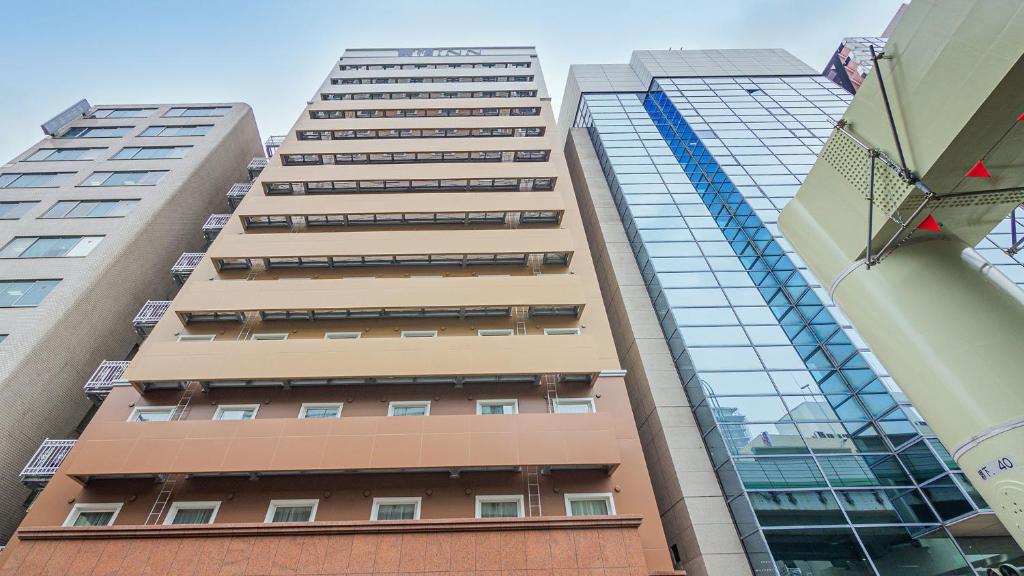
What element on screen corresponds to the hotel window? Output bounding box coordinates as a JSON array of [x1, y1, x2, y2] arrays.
[[213, 405, 259, 420], [553, 398, 596, 414], [164, 106, 230, 117], [477, 329, 513, 337], [112, 146, 191, 160], [325, 332, 361, 340], [544, 328, 581, 336], [164, 501, 220, 525], [299, 403, 343, 419], [370, 497, 421, 520], [564, 493, 616, 516], [476, 495, 524, 518], [400, 330, 437, 338], [60, 126, 132, 138], [25, 148, 104, 161], [177, 334, 215, 342], [0, 280, 59, 307], [140, 125, 212, 137], [90, 108, 153, 118], [0, 172, 74, 188], [388, 401, 430, 417], [0, 201, 38, 219], [63, 503, 123, 527], [128, 406, 175, 422], [41, 199, 139, 219], [251, 333, 288, 341], [477, 399, 518, 415], [0, 236, 103, 258], [81, 170, 167, 186], [265, 499, 318, 523]]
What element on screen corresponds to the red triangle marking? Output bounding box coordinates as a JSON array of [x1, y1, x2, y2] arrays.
[[916, 214, 941, 233], [1018, 112, 1024, 122], [966, 160, 991, 178]]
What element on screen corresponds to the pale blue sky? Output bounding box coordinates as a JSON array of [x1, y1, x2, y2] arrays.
[[0, 0, 904, 161]]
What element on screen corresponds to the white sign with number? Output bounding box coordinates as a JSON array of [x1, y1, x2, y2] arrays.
[[977, 456, 1016, 481]]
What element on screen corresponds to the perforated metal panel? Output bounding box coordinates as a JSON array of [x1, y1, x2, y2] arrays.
[[820, 129, 915, 217]]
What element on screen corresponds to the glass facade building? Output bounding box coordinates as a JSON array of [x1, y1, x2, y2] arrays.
[[566, 52, 1024, 575]]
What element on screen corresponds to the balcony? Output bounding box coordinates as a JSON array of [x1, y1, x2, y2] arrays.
[[264, 135, 285, 158], [237, 191, 564, 230], [61, 412, 620, 482], [124, 334, 603, 391], [247, 157, 268, 181], [82, 360, 130, 401], [202, 214, 231, 242], [20, 438, 76, 488], [171, 252, 203, 284], [207, 228, 574, 271], [172, 275, 584, 324], [8, 516, 660, 576], [226, 182, 251, 210], [132, 300, 170, 336]]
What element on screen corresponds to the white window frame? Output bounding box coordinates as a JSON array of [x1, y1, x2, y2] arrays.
[[476, 399, 519, 415], [475, 494, 524, 518], [127, 406, 176, 422], [370, 497, 422, 521], [63, 502, 123, 527], [477, 329, 513, 336], [552, 398, 596, 414], [177, 334, 215, 342], [213, 404, 260, 420], [400, 330, 438, 338], [298, 402, 344, 419], [324, 331, 362, 340], [251, 333, 289, 341], [163, 501, 221, 525], [264, 499, 318, 523], [543, 328, 581, 336], [564, 493, 616, 516], [387, 400, 431, 416]]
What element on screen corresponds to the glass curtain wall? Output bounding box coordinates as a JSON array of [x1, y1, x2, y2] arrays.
[[574, 74, 1023, 575]]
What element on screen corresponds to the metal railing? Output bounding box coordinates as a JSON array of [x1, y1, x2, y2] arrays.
[[264, 135, 285, 158], [133, 300, 171, 336], [226, 183, 252, 210], [171, 252, 204, 284], [202, 214, 232, 242], [20, 439, 76, 486], [248, 157, 268, 181], [83, 360, 130, 401]]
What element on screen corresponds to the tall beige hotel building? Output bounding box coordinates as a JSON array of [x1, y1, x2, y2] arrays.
[[0, 48, 679, 575]]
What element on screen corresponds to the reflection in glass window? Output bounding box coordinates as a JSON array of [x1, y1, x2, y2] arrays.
[[42, 199, 138, 218], [856, 527, 971, 575], [762, 528, 871, 575], [80, 171, 167, 186], [0, 280, 59, 307], [749, 490, 845, 526], [0, 236, 102, 258]]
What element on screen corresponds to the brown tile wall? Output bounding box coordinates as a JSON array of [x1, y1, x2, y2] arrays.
[[1, 520, 658, 576]]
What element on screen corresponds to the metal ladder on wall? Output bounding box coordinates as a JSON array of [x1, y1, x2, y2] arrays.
[[529, 254, 543, 275], [525, 465, 543, 517], [512, 306, 528, 336], [542, 374, 559, 412], [144, 382, 197, 525], [237, 311, 259, 341]]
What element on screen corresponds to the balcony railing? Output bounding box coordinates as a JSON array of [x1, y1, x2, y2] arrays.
[[247, 157, 268, 181], [83, 360, 130, 401], [264, 135, 285, 158], [20, 439, 76, 487], [226, 183, 252, 210], [133, 300, 171, 336], [202, 214, 231, 242], [171, 252, 204, 284]]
